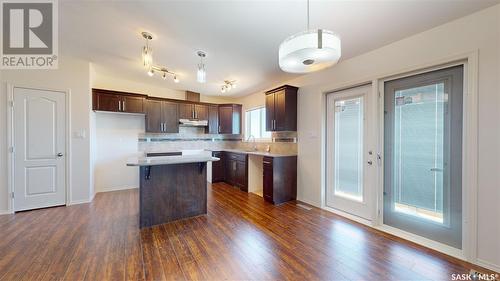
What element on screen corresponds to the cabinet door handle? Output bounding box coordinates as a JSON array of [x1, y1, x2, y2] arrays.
[[122, 100, 126, 111], [263, 161, 272, 164], [118, 100, 121, 111], [218, 125, 221, 133], [161, 123, 164, 132]]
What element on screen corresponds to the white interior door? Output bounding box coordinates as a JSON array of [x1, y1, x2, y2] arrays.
[[12, 87, 67, 211], [326, 85, 377, 220]]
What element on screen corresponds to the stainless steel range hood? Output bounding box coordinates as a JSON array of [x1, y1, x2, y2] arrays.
[[179, 118, 208, 127]]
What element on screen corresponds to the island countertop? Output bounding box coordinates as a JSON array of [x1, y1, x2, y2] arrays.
[[126, 155, 220, 166]]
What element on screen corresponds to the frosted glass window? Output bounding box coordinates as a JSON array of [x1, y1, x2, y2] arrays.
[[334, 97, 363, 202]]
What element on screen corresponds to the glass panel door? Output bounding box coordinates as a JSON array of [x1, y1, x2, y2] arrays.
[[334, 97, 364, 202], [383, 65, 463, 249], [326, 85, 376, 220]]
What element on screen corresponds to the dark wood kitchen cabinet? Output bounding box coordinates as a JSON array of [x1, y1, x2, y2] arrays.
[[218, 104, 242, 134], [92, 89, 146, 114], [145, 99, 179, 133], [211, 151, 225, 182], [179, 103, 208, 120], [265, 85, 298, 131], [263, 156, 297, 205], [206, 105, 219, 134], [92, 88, 243, 136], [216, 152, 247, 191]]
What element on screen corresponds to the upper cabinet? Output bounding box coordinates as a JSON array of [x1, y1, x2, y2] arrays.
[[92, 88, 242, 135], [92, 89, 146, 114], [206, 105, 219, 134], [218, 104, 242, 134], [265, 85, 298, 132], [179, 103, 208, 120], [145, 99, 179, 133]]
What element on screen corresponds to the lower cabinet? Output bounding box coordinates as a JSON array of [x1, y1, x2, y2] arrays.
[[211, 152, 297, 203], [211, 151, 225, 183], [263, 156, 297, 205], [211, 151, 247, 192]]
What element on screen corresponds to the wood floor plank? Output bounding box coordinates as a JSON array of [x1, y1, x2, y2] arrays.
[[0, 183, 496, 281]]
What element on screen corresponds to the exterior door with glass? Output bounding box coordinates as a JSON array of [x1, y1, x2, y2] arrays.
[[383, 65, 463, 249], [326, 85, 376, 220]]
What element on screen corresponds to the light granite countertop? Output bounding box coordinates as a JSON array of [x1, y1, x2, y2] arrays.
[[127, 155, 220, 166]]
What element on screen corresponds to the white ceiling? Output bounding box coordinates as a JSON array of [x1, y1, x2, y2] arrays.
[[60, 0, 498, 97]]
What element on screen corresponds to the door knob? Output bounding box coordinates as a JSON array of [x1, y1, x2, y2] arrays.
[[57, 153, 64, 157]]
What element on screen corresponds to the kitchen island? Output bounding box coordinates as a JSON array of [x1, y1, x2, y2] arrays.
[[127, 155, 219, 228]]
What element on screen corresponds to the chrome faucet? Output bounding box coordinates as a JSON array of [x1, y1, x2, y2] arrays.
[[247, 135, 257, 151]]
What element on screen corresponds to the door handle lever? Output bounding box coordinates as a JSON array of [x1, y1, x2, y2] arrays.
[[57, 153, 63, 157]]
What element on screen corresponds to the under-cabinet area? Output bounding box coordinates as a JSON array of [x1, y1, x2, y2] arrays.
[[211, 150, 297, 205]]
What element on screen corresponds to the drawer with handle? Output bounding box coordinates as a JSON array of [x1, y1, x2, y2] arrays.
[[226, 152, 247, 162]]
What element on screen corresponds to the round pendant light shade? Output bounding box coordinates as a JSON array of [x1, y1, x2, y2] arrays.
[[279, 29, 341, 73]]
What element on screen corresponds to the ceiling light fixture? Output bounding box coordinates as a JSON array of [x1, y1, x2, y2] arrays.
[[278, 0, 341, 73], [220, 80, 236, 94], [142, 32, 153, 69], [197, 51, 207, 83], [141, 31, 180, 83]]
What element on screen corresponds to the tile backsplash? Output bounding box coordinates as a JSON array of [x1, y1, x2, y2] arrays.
[[138, 126, 297, 154]]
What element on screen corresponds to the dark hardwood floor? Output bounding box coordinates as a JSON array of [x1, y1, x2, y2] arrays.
[[0, 183, 495, 281]]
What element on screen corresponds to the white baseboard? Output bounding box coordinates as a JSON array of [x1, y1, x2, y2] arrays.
[[296, 197, 321, 208], [0, 210, 13, 215], [375, 224, 465, 260], [68, 199, 92, 206], [96, 186, 138, 193], [476, 259, 500, 273], [322, 206, 373, 227]]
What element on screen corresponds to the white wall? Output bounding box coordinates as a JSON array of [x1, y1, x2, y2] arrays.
[[234, 4, 500, 270], [94, 113, 144, 192], [0, 56, 93, 210]]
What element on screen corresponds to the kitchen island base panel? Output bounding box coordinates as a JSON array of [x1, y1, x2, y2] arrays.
[[140, 162, 207, 228]]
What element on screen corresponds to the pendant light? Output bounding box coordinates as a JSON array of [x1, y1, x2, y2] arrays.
[[142, 32, 153, 69], [278, 0, 341, 73], [197, 51, 207, 83]]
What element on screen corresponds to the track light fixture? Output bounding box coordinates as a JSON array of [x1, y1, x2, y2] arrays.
[[141, 31, 180, 83], [221, 80, 236, 94]]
